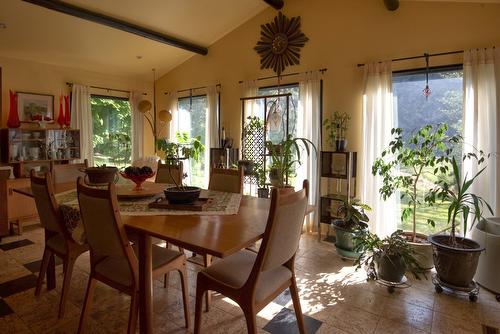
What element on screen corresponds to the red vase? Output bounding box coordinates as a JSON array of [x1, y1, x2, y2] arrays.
[[7, 90, 20, 128], [57, 95, 65, 127], [64, 95, 71, 127]]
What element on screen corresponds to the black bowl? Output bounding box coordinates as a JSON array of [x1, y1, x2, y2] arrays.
[[164, 186, 201, 204]]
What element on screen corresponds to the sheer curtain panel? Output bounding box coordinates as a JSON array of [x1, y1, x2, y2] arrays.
[[361, 62, 398, 237], [297, 72, 321, 232], [130, 91, 144, 162], [207, 85, 220, 149], [70, 84, 94, 166], [463, 48, 499, 217]]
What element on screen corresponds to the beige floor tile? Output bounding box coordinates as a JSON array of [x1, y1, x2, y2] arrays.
[[315, 304, 380, 334], [433, 292, 482, 322], [431, 311, 483, 334], [5, 244, 45, 264], [381, 299, 433, 332], [375, 317, 429, 334], [0, 314, 33, 334]]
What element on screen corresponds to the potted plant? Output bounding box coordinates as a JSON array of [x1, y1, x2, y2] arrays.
[[255, 166, 269, 198], [372, 124, 461, 270], [355, 230, 425, 283], [80, 164, 119, 185], [331, 199, 371, 259], [266, 135, 317, 191], [427, 154, 493, 289], [323, 111, 350, 151]]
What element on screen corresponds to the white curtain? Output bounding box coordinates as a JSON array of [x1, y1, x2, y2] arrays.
[[168, 92, 179, 141], [70, 84, 94, 166], [130, 91, 144, 162], [361, 62, 398, 238], [463, 48, 499, 218], [207, 85, 220, 148], [297, 71, 322, 232], [242, 80, 259, 118]]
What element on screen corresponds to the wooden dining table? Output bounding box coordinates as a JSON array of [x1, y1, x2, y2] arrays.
[[14, 181, 271, 334]]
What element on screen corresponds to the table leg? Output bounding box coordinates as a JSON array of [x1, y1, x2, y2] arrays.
[[139, 233, 153, 334], [204, 254, 212, 311]]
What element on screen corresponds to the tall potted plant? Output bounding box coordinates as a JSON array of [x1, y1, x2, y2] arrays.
[[428, 154, 493, 289], [267, 135, 317, 191], [331, 199, 371, 259], [255, 166, 269, 198], [323, 111, 350, 151], [372, 124, 461, 270]]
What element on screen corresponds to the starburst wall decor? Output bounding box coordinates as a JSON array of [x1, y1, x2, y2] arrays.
[[254, 12, 309, 76]]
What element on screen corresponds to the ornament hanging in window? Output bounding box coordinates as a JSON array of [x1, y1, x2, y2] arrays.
[[254, 12, 309, 76], [423, 53, 432, 99]]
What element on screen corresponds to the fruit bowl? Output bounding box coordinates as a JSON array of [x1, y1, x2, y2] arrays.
[[120, 166, 156, 191]]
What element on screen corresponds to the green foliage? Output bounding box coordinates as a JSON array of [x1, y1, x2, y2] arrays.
[[372, 124, 462, 240], [427, 154, 493, 246], [266, 135, 317, 188], [255, 166, 267, 188], [91, 97, 131, 167], [354, 230, 425, 280], [335, 199, 371, 230], [156, 131, 205, 163], [323, 111, 351, 146], [242, 116, 264, 138]]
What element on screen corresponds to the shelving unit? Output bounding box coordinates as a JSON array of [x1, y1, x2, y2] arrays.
[[319, 151, 357, 241], [0, 128, 81, 177], [210, 148, 239, 169]]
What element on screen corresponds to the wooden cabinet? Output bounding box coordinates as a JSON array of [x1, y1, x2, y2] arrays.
[[1, 128, 81, 177], [0, 175, 37, 239]]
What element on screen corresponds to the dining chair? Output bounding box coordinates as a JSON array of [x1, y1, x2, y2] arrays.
[[31, 171, 89, 319], [155, 160, 183, 185], [208, 167, 243, 194], [76, 177, 190, 334], [50, 159, 88, 185], [194, 181, 309, 334]]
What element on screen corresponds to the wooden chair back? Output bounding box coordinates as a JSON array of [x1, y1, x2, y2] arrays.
[[208, 167, 243, 194], [76, 177, 138, 284], [50, 159, 88, 185], [156, 161, 183, 185]]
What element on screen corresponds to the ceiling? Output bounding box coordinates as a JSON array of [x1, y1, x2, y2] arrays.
[[0, 0, 267, 81]]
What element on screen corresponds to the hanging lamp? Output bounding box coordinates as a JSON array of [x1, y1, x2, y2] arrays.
[[266, 76, 283, 132], [423, 53, 432, 99]]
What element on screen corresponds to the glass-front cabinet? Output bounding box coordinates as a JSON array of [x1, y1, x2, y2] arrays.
[[1, 128, 81, 177]]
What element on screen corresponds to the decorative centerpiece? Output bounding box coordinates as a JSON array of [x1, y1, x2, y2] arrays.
[[80, 164, 119, 185], [120, 166, 155, 191], [164, 186, 201, 205]]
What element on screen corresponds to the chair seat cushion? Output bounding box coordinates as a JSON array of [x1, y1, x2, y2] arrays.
[[95, 245, 183, 287], [203, 250, 292, 303], [46, 234, 67, 255]]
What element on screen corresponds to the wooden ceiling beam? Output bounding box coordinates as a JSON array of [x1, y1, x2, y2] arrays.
[[22, 0, 208, 55], [263, 0, 284, 10]]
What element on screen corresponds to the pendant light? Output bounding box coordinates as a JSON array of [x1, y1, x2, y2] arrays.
[[423, 53, 432, 99]]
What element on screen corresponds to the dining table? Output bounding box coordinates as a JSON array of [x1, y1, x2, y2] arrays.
[[13, 181, 273, 334]]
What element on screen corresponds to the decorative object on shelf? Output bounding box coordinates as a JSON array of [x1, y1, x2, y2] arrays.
[[57, 95, 65, 128], [210, 148, 238, 169], [423, 53, 431, 99], [428, 153, 493, 300], [372, 124, 461, 270], [64, 95, 71, 127], [7, 90, 20, 128], [323, 111, 350, 151], [80, 165, 119, 185], [254, 12, 309, 76], [120, 166, 156, 191], [17, 92, 54, 123]]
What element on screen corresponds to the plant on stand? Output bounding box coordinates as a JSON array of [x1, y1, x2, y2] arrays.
[[255, 166, 269, 198], [267, 135, 317, 191], [427, 153, 493, 297], [331, 199, 371, 259], [372, 123, 461, 270], [323, 111, 350, 151]]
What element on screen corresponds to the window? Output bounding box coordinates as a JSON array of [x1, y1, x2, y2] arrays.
[[393, 66, 463, 234], [91, 96, 132, 168], [176, 95, 208, 188]]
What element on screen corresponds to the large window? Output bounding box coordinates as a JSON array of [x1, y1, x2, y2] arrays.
[[393, 66, 463, 234], [176, 95, 208, 188], [91, 96, 132, 168]]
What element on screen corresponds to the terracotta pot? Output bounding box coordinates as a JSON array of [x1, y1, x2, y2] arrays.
[[403, 232, 434, 270]]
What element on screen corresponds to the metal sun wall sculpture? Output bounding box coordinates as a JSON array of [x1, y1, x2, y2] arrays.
[[254, 12, 309, 76]]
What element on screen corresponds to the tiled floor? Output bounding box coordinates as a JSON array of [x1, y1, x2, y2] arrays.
[[0, 224, 499, 333]]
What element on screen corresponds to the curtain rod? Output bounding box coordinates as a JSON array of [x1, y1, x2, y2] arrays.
[[66, 82, 147, 95], [238, 68, 328, 84], [356, 47, 496, 67], [164, 83, 221, 95]]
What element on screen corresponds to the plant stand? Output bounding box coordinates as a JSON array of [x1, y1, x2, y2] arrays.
[[365, 264, 411, 293], [432, 273, 479, 302]]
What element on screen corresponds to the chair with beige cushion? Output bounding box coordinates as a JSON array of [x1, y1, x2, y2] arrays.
[[50, 160, 88, 185], [76, 177, 190, 334], [208, 167, 243, 194], [31, 171, 88, 319], [194, 181, 309, 334], [155, 161, 183, 185]]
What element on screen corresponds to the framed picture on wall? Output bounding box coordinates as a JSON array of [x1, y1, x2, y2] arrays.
[[17, 92, 54, 122]]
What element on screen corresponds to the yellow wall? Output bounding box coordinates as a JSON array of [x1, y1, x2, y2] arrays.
[[0, 56, 154, 156], [156, 0, 500, 154]]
